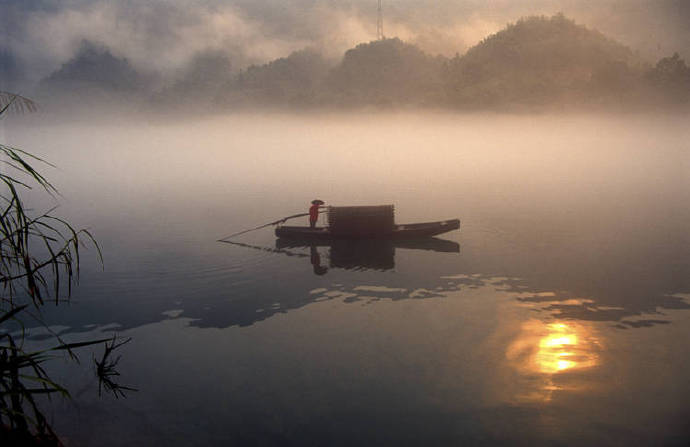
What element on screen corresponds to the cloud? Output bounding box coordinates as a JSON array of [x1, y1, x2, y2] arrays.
[[20, 2, 311, 78]]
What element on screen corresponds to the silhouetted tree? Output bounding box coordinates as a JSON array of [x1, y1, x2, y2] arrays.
[[646, 52, 690, 103]]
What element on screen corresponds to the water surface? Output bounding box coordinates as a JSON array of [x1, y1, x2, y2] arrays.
[[6, 112, 690, 446]]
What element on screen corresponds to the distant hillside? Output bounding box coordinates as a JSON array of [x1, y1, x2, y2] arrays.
[[218, 49, 331, 107], [152, 49, 233, 109], [39, 41, 148, 102], [326, 38, 444, 106], [444, 14, 645, 107], [32, 14, 689, 112], [213, 17, 660, 110]]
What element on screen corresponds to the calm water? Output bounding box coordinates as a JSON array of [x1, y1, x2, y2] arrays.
[[5, 112, 690, 446]]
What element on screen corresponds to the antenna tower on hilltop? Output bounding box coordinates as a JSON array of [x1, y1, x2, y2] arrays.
[[377, 0, 384, 40]]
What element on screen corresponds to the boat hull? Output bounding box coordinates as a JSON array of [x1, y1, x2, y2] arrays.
[[275, 219, 460, 240]]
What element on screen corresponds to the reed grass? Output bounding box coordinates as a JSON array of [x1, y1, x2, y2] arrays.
[[0, 92, 133, 445]]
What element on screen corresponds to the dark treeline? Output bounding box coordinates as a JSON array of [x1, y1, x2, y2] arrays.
[[36, 14, 690, 111]]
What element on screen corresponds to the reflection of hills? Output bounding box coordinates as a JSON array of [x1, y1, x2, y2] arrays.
[[29, 220, 690, 336], [516, 289, 689, 329], [29, 237, 463, 335], [461, 224, 690, 328], [184, 227, 690, 329]]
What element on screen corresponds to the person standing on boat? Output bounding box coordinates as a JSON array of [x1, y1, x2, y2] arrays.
[[309, 199, 325, 228]]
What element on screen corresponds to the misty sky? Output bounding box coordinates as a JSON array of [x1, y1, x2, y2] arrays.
[[2, 0, 689, 87]]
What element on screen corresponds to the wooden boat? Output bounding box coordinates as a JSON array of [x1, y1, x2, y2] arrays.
[[275, 218, 460, 240]]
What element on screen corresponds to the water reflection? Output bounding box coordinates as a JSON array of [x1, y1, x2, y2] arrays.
[[310, 246, 329, 275], [293, 240, 395, 272], [510, 290, 690, 329], [506, 319, 601, 402], [30, 237, 463, 334], [278, 238, 460, 273], [222, 237, 460, 274], [11, 114, 690, 446]]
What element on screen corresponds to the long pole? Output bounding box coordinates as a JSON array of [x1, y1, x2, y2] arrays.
[[217, 210, 327, 242], [217, 213, 308, 241]]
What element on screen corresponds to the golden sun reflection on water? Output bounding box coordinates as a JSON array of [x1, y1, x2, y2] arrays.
[[505, 319, 601, 402], [535, 322, 599, 374]]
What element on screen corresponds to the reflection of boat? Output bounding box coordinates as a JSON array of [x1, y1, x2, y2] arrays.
[[275, 219, 461, 240], [276, 237, 460, 272], [276, 237, 460, 253]]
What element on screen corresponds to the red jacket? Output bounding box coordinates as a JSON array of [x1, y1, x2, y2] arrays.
[[309, 204, 320, 222]]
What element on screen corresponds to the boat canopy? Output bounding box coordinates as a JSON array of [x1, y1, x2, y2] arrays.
[[327, 205, 394, 236]]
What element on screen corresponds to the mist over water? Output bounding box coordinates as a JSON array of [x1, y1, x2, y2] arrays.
[[5, 111, 690, 445]]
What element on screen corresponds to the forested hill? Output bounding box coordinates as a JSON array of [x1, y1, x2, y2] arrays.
[[36, 14, 690, 110], [325, 38, 445, 106], [38, 41, 151, 102], [443, 14, 647, 107], [216, 49, 331, 107]]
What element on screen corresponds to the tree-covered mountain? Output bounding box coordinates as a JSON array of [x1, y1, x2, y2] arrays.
[[443, 14, 646, 107], [40, 41, 147, 96], [217, 48, 331, 107], [216, 15, 687, 110], [325, 38, 445, 106], [34, 14, 690, 111], [35, 40, 155, 111], [152, 49, 234, 109]]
